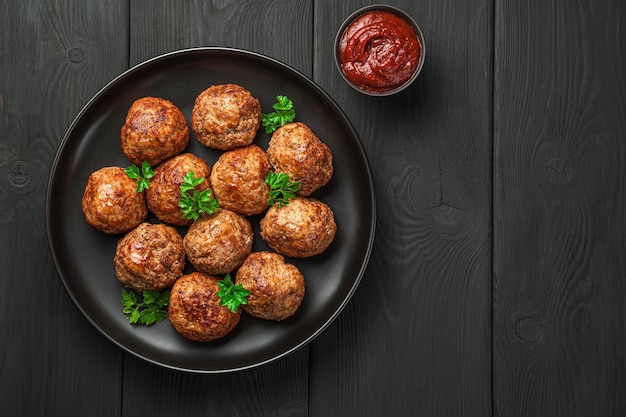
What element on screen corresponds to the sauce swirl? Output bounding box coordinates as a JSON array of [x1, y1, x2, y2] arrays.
[[338, 10, 421, 93]]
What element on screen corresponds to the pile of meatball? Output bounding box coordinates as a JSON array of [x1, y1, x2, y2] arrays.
[[81, 84, 336, 342]]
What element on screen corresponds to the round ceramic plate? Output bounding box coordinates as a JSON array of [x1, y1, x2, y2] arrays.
[[46, 47, 375, 373]]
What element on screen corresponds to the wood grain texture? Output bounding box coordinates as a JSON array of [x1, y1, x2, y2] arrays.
[[0, 1, 129, 416], [310, 0, 493, 416], [120, 2, 312, 416], [493, 0, 626, 416], [129, 0, 313, 75], [122, 349, 308, 417]]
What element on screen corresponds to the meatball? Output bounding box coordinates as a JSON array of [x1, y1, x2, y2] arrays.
[[120, 96, 190, 166], [266, 122, 333, 196], [183, 209, 253, 275], [191, 84, 261, 150], [260, 197, 336, 258], [81, 166, 148, 234], [168, 272, 241, 342], [145, 153, 211, 226], [209, 144, 271, 216], [114, 222, 185, 292], [236, 252, 305, 321]]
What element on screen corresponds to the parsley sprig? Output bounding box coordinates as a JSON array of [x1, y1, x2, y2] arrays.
[[261, 95, 296, 134], [216, 274, 250, 313], [179, 171, 220, 220], [125, 161, 154, 193], [265, 171, 300, 207], [121, 289, 170, 325]]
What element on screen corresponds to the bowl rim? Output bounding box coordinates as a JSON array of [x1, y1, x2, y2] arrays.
[[333, 4, 426, 96]]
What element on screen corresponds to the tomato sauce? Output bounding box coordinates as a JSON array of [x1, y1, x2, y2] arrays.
[[338, 10, 421, 93]]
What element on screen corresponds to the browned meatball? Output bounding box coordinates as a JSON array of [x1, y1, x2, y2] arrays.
[[183, 209, 253, 275], [235, 252, 305, 321], [113, 222, 185, 292], [209, 144, 270, 216], [260, 197, 336, 258], [266, 122, 333, 196], [120, 96, 190, 166], [145, 153, 211, 226], [168, 272, 241, 342], [191, 84, 261, 150], [81, 166, 148, 234]]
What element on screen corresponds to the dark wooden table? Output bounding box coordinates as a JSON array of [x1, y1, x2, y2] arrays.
[[2, 0, 625, 416]]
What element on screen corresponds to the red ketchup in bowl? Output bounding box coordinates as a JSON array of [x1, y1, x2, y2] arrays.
[[338, 10, 421, 94]]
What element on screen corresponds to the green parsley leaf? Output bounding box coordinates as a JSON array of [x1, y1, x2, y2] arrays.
[[216, 274, 250, 313], [124, 161, 154, 192], [121, 288, 170, 326], [265, 171, 300, 207], [179, 171, 220, 220], [261, 95, 296, 134]]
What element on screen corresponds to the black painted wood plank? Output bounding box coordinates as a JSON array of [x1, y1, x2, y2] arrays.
[[120, 2, 312, 416], [128, 0, 313, 76], [310, 1, 493, 416], [122, 352, 308, 417], [0, 1, 129, 416], [493, 0, 626, 416]]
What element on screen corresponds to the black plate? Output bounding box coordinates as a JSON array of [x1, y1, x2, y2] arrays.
[[46, 47, 375, 373]]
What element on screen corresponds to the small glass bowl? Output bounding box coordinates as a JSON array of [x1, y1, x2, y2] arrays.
[[334, 4, 426, 96]]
